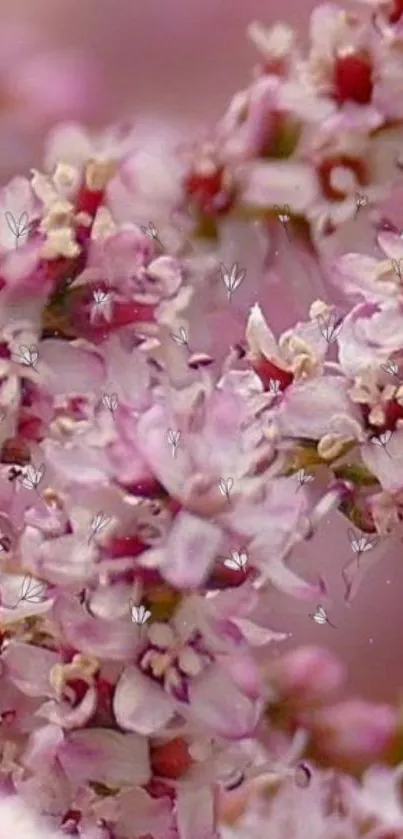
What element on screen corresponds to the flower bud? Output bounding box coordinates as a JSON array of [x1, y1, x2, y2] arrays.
[[272, 646, 346, 703], [312, 699, 398, 768]]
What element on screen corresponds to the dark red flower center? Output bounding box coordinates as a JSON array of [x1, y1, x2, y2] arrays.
[[150, 737, 193, 779], [333, 51, 374, 105], [249, 356, 294, 392], [184, 164, 234, 216], [388, 0, 403, 23]]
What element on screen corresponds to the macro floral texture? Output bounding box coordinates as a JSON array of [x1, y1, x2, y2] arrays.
[[1, 1, 403, 838]]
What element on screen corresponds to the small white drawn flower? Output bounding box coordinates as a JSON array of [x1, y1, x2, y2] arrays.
[[268, 378, 281, 395], [220, 262, 246, 301], [218, 477, 234, 501], [130, 601, 152, 624], [391, 259, 403, 282], [371, 429, 392, 456], [224, 550, 248, 571], [309, 604, 336, 628], [273, 203, 291, 225], [170, 326, 189, 348], [381, 359, 400, 378], [19, 464, 45, 491], [91, 288, 113, 322], [295, 468, 314, 491], [102, 392, 118, 413], [16, 345, 38, 368], [140, 222, 163, 248], [167, 428, 181, 457], [347, 528, 379, 558], [16, 574, 47, 606], [355, 193, 368, 216], [316, 313, 343, 343], [5, 211, 31, 248], [88, 511, 111, 544]]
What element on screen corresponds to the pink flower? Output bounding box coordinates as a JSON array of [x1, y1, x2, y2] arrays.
[[312, 699, 398, 768]]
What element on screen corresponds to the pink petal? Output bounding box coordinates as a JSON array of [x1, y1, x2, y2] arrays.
[[58, 728, 150, 787], [257, 555, 326, 601], [161, 511, 223, 588], [39, 341, 105, 396], [245, 302, 283, 359], [189, 665, 261, 738], [230, 617, 290, 646], [53, 597, 139, 660], [43, 441, 112, 485], [37, 688, 97, 730], [22, 723, 64, 768], [147, 255, 182, 296], [277, 376, 363, 440], [136, 403, 191, 498], [361, 429, 403, 493], [2, 641, 58, 697], [331, 253, 393, 301], [176, 786, 217, 839], [113, 666, 174, 735], [241, 161, 320, 212], [377, 231, 403, 261]]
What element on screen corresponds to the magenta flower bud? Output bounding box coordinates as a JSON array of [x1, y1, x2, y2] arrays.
[[273, 646, 346, 703], [313, 700, 398, 767]]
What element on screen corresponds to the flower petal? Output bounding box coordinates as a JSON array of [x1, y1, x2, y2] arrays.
[[39, 340, 105, 395], [2, 641, 58, 697], [113, 665, 174, 735], [161, 511, 223, 588], [58, 728, 150, 787], [189, 665, 261, 739]]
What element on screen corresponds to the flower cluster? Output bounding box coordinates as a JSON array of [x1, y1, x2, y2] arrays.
[[0, 3, 403, 839], [183, 0, 403, 244]]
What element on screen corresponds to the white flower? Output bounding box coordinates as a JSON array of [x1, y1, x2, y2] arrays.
[[16, 574, 46, 605], [381, 360, 400, 378], [88, 511, 111, 543], [167, 428, 181, 457], [220, 262, 246, 301], [91, 288, 113, 322], [19, 464, 45, 491], [102, 392, 118, 413], [16, 345, 38, 368], [316, 313, 343, 343], [140, 222, 163, 247], [4, 210, 31, 248], [268, 378, 281, 395], [170, 326, 189, 347], [391, 258, 403, 281], [130, 602, 152, 625], [347, 528, 378, 556], [224, 550, 248, 571], [371, 430, 392, 452], [218, 477, 234, 500], [295, 469, 314, 490], [309, 605, 336, 628]]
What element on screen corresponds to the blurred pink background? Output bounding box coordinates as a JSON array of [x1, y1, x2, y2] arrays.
[[0, 0, 402, 702]]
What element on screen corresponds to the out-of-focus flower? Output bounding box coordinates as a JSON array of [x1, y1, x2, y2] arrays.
[[311, 699, 399, 770]]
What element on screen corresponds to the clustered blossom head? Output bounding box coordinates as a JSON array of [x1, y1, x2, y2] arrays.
[[1, 5, 403, 839], [183, 0, 403, 244]]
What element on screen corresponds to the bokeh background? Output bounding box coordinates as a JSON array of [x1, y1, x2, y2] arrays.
[[0, 0, 401, 703]]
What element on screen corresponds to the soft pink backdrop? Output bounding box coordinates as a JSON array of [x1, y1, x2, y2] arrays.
[[0, 0, 401, 701]]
